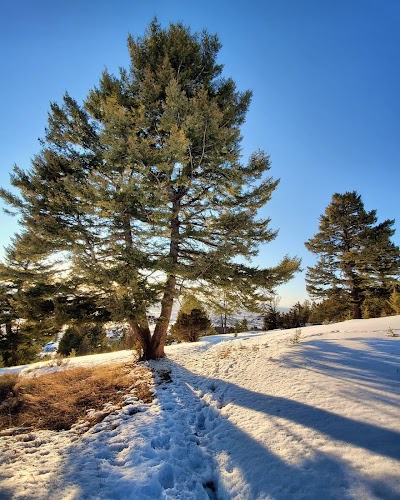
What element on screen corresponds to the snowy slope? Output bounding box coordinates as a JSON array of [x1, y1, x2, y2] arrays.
[[1, 316, 400, 499]]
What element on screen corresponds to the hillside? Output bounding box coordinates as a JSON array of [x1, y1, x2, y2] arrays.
[[1, 316, 400, 499]]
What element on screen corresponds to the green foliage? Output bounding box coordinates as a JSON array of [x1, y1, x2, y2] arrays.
[[388, 288, 400, 315], [305, 192, 400, 319], [0, 326, 41, 367], [262, 296, 361, 330], [0, 243, 112, 366], [58, 324, 107, 356], [57, 329, 82, 356], [361, 296, 391, 319], [263, 311, 280, 330], [308, 297, 350, 324], [262, 294, 281, 330], [280, 301, 311, 329], [0, 296, 46, 367], [263, 299, 315, 330], [0, 241, 57, 366], [234, 318, 248, 333], [170, 307, 211, 342], [1, 20, 300, 359], [179, 295, 204, 315]]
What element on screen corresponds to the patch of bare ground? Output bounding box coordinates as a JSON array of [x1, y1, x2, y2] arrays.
[[0, 363, 153, 433]]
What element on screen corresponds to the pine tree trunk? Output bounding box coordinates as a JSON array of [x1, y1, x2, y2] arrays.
[[125, 328, 136, 349], [350, 281, 362, 319], [5, 321, 12, 338], [352, 299, 362, 319], [128, 320, 152, 357], [141, 189, 181, 360], [145, 274, 176, 359], [3, 322, 14, 366], [344, 263, 363, 319]]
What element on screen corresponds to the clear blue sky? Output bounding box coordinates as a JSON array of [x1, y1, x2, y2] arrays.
[[1, 0, 399, 307]]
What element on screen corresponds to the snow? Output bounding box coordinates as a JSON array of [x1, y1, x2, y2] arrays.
[[1, 316, 400, 499], [0, 349, 135, 378]]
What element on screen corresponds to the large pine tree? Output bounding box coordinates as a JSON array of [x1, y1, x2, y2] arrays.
[[1, 21, 300, 359], [305, 191, 400, 319]]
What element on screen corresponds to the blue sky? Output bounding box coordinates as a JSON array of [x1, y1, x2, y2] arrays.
[[1, 0, 399, 307]]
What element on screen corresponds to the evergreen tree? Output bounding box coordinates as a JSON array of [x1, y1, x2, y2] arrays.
[[262, 294, 282, 330], [305, 192, 400, 319], [205, 288, 239, 334], [281, 301, 311, 328], [388, 287, 400, 315], [1, 20, 300, 359], [0, 282, 22, 366], [178, 294, 204, 314], [58, 323, 107, 356], [234, 317, 248, 333], [0, 232, 112, 365], [307, 297, 348, 324], [171, 306, 212, 342], [0, 232, 62, 365]]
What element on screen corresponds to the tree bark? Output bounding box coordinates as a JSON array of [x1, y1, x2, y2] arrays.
[[345, 263, 362, 319], [121, 214, 155, 355], [128, 320, 152, 356], [149, 274, 176, 359], [352, 301, 362, 320], [141, 188, 181, 360]]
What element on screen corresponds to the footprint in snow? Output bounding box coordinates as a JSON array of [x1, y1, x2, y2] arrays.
[[151, 435, 170, 450], [157, 463, 174, 489]]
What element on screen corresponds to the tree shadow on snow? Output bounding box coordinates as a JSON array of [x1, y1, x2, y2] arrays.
[[167, 361, 400, 499], [50, 355, 400, 500], [0, 483, 13, 500], [280, 336, 400, 401]]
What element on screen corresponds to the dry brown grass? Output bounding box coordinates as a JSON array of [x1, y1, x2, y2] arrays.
[[218, 347, 233, 359], [0, 363, 153, 432], [0, 373, 19, 401], [217, 344, 250, 360]]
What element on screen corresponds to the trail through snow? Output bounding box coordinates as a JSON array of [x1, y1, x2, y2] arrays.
[[1, 316, 400, 499]]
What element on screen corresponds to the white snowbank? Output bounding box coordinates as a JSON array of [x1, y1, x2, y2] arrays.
[[1, 316, 399, 499]]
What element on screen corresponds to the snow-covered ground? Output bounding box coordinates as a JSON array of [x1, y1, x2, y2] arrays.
[[1, 316, 399, 499]]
